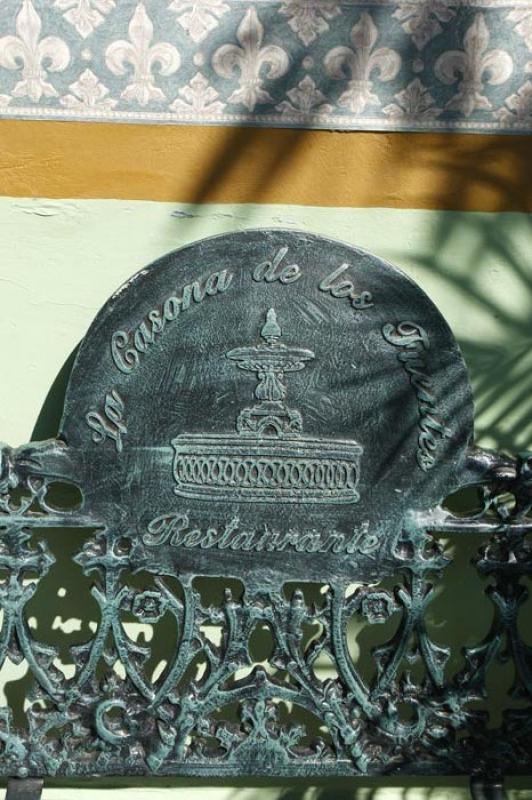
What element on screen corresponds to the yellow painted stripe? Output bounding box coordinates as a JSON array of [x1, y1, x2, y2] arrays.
[[0, 120, 531, 211]]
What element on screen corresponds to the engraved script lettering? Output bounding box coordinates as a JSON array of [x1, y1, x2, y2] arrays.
[[111, 269, 233, 374], [253, 247, 302, 285], [86, 389, 126, 453], [319, 264, 373, 309], [144, 513, 379, 556], [382, 321, 452, 471]]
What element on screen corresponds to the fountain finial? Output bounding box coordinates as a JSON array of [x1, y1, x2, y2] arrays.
[[261, 308, 281, 345]]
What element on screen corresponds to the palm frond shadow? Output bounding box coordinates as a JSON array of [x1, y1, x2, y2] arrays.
[[393, 210, 532, 452]]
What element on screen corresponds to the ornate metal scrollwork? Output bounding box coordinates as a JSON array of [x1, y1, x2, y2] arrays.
[[0, 464, 530, 779]]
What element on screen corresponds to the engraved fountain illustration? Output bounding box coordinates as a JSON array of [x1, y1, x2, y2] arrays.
[[173, 309, 363, 503]]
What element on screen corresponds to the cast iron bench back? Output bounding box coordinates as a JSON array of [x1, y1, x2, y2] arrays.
[[1, 231, 530, 797]]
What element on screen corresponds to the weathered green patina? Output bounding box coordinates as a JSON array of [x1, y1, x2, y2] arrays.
[[0, 231, 530, 798]]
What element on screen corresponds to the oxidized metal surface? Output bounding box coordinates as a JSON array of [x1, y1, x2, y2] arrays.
[[0, 230, 530, 782], [59, 230, 475, 583]]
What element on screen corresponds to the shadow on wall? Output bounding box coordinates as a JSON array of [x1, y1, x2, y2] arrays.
[[399, 208, 532, 453]]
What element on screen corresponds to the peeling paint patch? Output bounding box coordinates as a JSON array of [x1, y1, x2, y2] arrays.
[[272, 216, 299, 225], [14, 200, 81, 218], [171, 210, 197, 219]]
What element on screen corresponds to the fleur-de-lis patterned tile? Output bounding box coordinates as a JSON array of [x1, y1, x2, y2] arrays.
[[0, 0, 530, 132]]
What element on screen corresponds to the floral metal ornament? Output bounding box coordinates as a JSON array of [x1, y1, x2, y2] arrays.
[[351, 588, 399, 624], [0, 230, 530, 800], [132, 590, 168, 623]]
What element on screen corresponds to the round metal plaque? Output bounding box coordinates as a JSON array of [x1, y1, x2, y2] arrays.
[[61, 230, 474, 582]]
